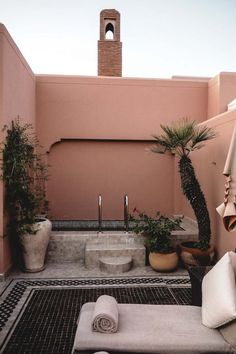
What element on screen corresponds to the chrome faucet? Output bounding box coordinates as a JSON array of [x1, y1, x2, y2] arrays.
[[124, 194, 129, 232], [98, 194, 102, 232]]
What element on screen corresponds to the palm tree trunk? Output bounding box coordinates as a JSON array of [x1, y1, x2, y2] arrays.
[[178, 155, 211, 249]]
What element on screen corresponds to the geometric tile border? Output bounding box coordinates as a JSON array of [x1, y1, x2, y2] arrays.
[[0, 276, 190, 349]]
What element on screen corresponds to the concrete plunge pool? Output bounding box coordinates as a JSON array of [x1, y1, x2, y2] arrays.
[[47, 217, 198, 272]]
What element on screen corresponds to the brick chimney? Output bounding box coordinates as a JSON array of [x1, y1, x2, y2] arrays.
[[98, 9, 122, 77]]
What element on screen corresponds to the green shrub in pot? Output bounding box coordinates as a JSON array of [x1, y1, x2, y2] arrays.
[[0, 118, 51, 272]]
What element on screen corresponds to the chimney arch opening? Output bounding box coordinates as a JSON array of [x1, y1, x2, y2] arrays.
[[105, 23, 114, 39]]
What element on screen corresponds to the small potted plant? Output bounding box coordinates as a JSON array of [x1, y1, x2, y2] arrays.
[[0, 118, 51, 272], [130, 209, 182, 272]]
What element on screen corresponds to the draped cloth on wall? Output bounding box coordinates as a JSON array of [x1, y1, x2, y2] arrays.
[[216, 123, 236, 231]]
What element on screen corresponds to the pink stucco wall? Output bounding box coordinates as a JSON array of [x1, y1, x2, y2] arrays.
[[36, 74, 208, 220], [36, 75, 208, 152], [0, 24, 35, 276], [48, 140, 174, 220]]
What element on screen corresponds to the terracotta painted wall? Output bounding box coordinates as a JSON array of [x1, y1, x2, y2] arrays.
[[174, 109, 236, 258], [0, 24, 35, 277], [36, 74, 208, 220], [36, 75, 208, 152], [48, 140, 174, 220]]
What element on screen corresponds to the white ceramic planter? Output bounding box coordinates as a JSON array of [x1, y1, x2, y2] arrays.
[[19, 218, 52, 272]]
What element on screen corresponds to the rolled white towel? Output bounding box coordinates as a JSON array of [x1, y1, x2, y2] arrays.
[[92, 295, 118, 333]]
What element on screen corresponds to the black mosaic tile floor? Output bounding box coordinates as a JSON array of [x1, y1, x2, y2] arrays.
[[0, 280, 191, 354]]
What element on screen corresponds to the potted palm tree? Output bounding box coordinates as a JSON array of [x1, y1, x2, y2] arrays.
[[130, 209, 182, 272], [151, 118, 216, 267], [0, 119, 51, 272]]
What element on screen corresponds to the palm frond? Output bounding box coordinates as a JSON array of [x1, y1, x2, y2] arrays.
[[152, 134, 176, 151], [191, 126, 217, 149], [151, 118, 216, 157]]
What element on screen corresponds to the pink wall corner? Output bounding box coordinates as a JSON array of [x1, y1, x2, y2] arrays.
[[175, 110, 236, 259], [208, 72, 236, 119], [0, 23, 36, 276], [218, 72, 236, 115], [1, 24, 35, 125], [207, 74, 220, 119]]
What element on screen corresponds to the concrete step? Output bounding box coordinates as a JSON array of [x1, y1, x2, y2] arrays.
[[99, 256, 132, 273], [85, 242, 145, 269]]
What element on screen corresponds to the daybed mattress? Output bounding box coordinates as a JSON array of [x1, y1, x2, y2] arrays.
[[72, 303, 233, 354]]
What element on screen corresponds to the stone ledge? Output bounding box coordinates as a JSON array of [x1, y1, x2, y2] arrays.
[[86, 242, 144, 251], [47, 217, 198, 264]]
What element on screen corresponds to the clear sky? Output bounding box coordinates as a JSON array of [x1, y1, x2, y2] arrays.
[[1, 0, 236, 79]]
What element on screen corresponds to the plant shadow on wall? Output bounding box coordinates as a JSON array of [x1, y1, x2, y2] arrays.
[[151, 118, 217, 267], [0, 118, 51, 272], [130, 209, 182, 272]]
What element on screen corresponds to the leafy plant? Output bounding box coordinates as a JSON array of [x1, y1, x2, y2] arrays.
[[0, 118, 49, 237], [130, 209, 182, 253], [151, 118, 216, 250]]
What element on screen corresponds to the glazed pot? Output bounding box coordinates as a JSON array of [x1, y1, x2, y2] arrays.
[[179, 241, 215, 268], [19, 218, 52, 272], [149, 250, 179, 272]]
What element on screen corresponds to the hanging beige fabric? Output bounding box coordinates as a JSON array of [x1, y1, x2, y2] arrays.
[[216, 123, 236, 231]]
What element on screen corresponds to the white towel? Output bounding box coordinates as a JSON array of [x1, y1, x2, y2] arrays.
[[92, 295, 118, 334]]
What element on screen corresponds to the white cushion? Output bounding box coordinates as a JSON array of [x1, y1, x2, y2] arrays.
[[202, 251, 236, 328]]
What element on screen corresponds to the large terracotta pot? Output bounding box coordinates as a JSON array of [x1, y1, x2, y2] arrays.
[[179, 241, 215, 268], [149, 250, 179, 272], [19, 218, 52, 272]]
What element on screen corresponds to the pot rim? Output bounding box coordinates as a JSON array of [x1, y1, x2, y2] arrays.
[[180, 241, 214, 251]]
